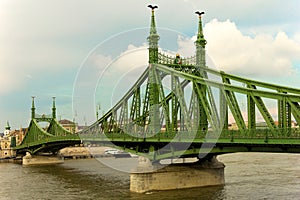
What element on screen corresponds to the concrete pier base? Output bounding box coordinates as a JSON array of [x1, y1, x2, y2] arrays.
[[22, 152, 64, 165], [130, 156, 225, 193]]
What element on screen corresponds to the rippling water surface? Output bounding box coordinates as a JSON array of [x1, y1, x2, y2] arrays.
[[0, 153, 300, 200]]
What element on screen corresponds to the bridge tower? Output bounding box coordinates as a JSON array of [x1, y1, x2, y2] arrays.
[[77, 5, 300, 193], [147, 5, 160, 135], [15, 97, 80, 160], [194, 11, 209, 133], [130, 6, 225, 193], [147, 5, 159, 64]]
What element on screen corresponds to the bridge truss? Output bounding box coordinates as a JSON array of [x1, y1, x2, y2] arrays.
[[14, 97, 80, 155], [79, 7, 300, 161], [14, 6, 300, 160]]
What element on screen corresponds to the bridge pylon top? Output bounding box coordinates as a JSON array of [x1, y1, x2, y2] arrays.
[[30, 97, 57, 122], [31, 96, 35, 119], [147, 5, 160, 64], [194, 10, 207, 67], [52, 97, 56, 119], [195, 11, 207, 49], [146, 5, 207, 69]]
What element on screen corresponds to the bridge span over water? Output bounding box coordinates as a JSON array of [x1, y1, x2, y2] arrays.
[[14, 6, 300, 163]]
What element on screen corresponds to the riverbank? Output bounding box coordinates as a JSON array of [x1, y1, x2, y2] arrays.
[[0, 157, 22, 164], [59, 146, 116, 159], [0, 146, 133, 165]]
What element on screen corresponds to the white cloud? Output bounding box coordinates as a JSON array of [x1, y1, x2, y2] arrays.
[[93, 44, 149, 98], [293, 32, 300, 45], [175, 21, 300, 77], [84, 44, 148, 81], [2, 0, 300, 128], [177, 35, 196, 56], [112, 44, 148, 71], [201, 19, 300, 76]]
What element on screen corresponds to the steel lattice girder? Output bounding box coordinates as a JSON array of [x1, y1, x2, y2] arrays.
[[14, 117, 77, 154], [81, 62, 300, 137]]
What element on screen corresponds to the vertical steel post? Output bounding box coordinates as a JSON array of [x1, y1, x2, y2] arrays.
[[147, 5, 160, 136], [171, 74, 178, 132], [247, 94, 256, 131], [195, 11, 208, 132], [220, 88, 228, 130], [31, 96, 36, 119], [52, 97, 56, 119], [278, 93, 291, 134]]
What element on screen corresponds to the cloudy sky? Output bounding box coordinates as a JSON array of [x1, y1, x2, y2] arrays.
[[1, 0, 300, 130]]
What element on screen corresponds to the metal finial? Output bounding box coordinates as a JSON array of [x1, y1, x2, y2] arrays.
[[195, 11, 205, 17], [148, 5, 158, 11]]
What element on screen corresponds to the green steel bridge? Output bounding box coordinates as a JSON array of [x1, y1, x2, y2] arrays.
[[13, 97, 80, 155], [14, 6, 300, 161]]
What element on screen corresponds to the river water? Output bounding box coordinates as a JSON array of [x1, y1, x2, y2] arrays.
[[0, 153, 300, 200]]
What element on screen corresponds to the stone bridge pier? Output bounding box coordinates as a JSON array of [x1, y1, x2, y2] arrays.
[[130, 156, 225, 193], [22, 152, 64, 165]]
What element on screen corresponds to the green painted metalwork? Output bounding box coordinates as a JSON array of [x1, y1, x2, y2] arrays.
[[77, 7, 300, 161], [247, 86, 256, 130], [149, 65, 160, 135], [195, 11, 207, 56], [288, 100, 300, 125], [222, 77, 246, 132], [194, 83, 218, 131], [78, 58, 300, 160], [154, 69, 171, 133], [14, 99, 80, 154], [31, 96, 35, 119], [147, 5, 159, 64], [248, 84, 277, 130], [16, 7, 300, 161], [52, 97, 56, 119], [220, 88, 228, 130], [171, 75, 179, 132]]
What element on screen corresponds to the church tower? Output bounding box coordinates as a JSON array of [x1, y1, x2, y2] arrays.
[[4, 121, 11, 136]]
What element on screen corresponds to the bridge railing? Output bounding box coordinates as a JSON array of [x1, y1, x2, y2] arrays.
[[220, 128, 300, 140], [158, 52, 196, 66], [79, 128, 300, 144]]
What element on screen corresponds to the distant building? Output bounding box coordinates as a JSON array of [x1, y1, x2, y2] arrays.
[[0, 122, 16, 159], [10, 127, 27, 145], [59, 119, 78, 133]]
